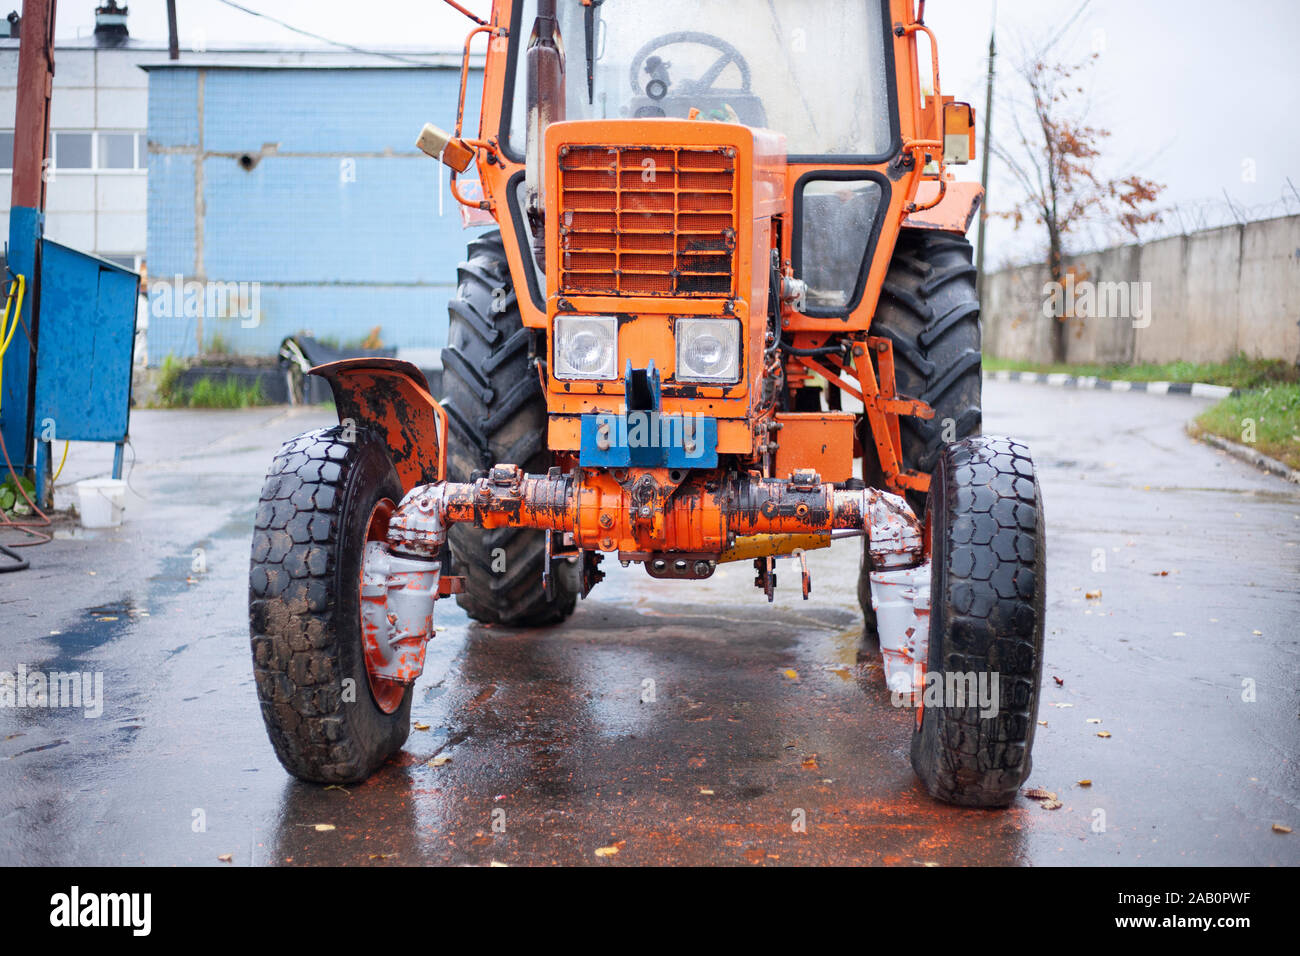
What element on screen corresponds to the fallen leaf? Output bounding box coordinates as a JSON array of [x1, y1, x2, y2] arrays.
[[700, 788, 714, 795], [217, 853, 233, 863], [1153, 570, 1169, 576], [1050, 702, 1074, 708], [1077, 779, 1093, 787], [1173, 631, 1186, 637], [323, 784, 350, 795], [429, 755, 451, 767], [1041, 799, 1063, 810], [368, 853, 396, 860], [1252, 630, 1263, 636], [595, 843, 623, 858], [313, 824, 336, 832], [1052, 676, 1065, 686], [1097, 731, 1111, 738], [783, 669, 799, 680], [801, 754, 820, 771], [1037, 720, 1048, 727], [413, 722, 430, 731], [1085, 590, 1101, 600], [489, 860, 508, 867], [1272, 824, 1291, 834], [1024, 788, 1058, 801], [1086, 718, 1102, 724]]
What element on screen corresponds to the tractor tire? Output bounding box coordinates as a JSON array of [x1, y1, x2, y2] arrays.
[[249, 425, 413, 784], [909, 436, 1046, 808], [441, 230, 577, 626], [859, 228, 983, 633]]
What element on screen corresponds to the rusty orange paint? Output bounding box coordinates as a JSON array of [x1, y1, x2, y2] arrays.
[[429, 0, 971, 537], [772, 413, 855, 484], [311, 358, 446, 490], [360, 498, 407, 715], [425, 466, 881, 557]]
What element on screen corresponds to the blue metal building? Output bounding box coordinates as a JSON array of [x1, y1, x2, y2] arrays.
[[144, 60, 485, 366]]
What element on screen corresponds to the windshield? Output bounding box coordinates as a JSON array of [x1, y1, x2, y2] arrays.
[[505, 0, 893, 160]]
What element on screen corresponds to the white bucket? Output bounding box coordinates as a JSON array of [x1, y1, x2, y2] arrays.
[[76, 478, 127, 529]]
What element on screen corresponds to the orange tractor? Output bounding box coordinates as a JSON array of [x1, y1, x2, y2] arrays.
[[249, 0, 1046, 807]]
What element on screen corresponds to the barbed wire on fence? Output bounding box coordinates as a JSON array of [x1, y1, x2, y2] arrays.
[[988, 185, 1300, 271], [1136, 188, 1300, 242]]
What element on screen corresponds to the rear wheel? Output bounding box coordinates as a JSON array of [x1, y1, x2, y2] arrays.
[[441, 230, 577, 626], [859, 228, 983, 634], [909, 436, 1046, 807], [249, 426, 412, 784]]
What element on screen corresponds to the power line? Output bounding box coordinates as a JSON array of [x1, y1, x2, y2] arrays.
[[208, 0, 448, 66]]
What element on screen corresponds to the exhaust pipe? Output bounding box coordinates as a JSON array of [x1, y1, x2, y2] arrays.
[[524, 0, 565, 271]]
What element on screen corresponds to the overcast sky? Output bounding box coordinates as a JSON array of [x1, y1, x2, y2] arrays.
[[50, 0, 1300, 266]]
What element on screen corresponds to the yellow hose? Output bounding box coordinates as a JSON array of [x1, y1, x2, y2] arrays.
[[0, 275, 68, 485], [52, 441, 69, 482], [0, 274, 28, 406]]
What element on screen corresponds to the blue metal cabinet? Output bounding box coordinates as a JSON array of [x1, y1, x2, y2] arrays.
[[32, 240, 140, 503]]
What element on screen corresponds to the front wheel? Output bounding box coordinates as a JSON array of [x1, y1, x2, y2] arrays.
[[249, 426, 413, 784], [910, 436, 1046, 807]]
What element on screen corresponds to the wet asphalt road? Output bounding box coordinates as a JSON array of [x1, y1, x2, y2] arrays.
[[0, 380, 1296, 867]]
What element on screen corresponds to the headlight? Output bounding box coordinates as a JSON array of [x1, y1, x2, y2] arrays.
[[554, 315, 617, 380], [675, 317, 741, 384]]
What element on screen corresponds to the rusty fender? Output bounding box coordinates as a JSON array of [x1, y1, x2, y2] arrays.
[[386, 463, 925, 567], [310, 357, 447, 490]]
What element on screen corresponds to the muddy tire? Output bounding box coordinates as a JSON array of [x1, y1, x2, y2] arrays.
[[860, 229, 982, 633], [249, 426, 412, 784], [441, 230, 577, 626], [909, 436, 1046, 808]]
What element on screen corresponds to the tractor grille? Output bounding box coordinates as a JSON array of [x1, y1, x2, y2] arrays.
[[557, 145, 737, 298]]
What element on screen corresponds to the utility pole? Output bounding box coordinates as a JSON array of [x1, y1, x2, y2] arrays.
[[2, 0, 56, 476], [167, 0, 178, 60], [975, 0, 996, 306], [11, 0, 55, 213]]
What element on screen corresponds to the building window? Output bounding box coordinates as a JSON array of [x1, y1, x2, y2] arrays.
[[55, 131, 94, 169], [98, 132, 137, 170], [0, 131, 146, 172], [102, 254, 141, 272]]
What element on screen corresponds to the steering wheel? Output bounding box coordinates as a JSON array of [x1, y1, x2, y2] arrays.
[[628, 31, 753, 99]]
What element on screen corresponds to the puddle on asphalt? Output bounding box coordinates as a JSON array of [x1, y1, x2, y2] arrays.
[[35, 597, 145, 672]]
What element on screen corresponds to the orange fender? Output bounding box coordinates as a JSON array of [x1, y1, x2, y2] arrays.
[[902, 180, 983, 234], [309, 358, 447, 489]]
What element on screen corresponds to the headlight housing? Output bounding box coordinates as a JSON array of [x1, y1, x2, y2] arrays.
[[675, 317, 741, 384], [553, 315, 617, 380]]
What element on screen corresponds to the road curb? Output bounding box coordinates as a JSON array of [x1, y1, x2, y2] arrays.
[[1190, 428, 1300, 484], [987, 368, 1237, 399]]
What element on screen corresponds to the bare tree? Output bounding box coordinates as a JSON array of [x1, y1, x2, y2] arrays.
[[994, 50, 1163, 362]]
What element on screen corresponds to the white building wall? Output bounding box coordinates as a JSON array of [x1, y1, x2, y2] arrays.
[[0, 44, 173, 269]]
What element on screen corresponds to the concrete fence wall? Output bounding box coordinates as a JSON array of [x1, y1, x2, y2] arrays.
[[982, 213, 1300, 366]]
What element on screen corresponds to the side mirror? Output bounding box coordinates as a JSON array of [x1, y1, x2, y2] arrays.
[[416, 123, 475, 173], [942, 101, 976, 165]]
